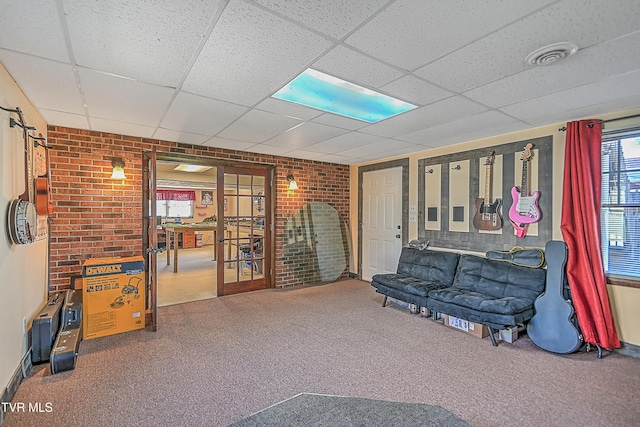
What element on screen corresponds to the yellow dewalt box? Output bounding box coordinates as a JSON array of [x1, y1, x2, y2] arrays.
[[82, 256, 145, 340]]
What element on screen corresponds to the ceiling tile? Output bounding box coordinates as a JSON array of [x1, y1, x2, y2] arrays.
[[255, 97, 323, 121], [379, 75, 452, 105], [243, 143, 293, 156], [282, 149, 332, 162], [217, 109, 302, 143], [90, 117, 156, 138], [0, 0, 68, 62], [312, 45, 403, 88], [264, 122, 349, 148], [0, 50, 85, 114], [362, 96, 487, 138], [415, 0, 640, 94], [465, 32, 640, 108], [39, 109, 89, 130], [79, 68, 175, 126], [315, 153, 365, 164], [182, 0, 333, 106], [337, 138, 414, 159], [161, 91, 248, 135], [501, 70, 640, 126], [311, 113, 369, 130], [345, 0, 556, 71], [64, 0, 220, 86], [305, 131, 384, 154], [402, 111, 529, 148], [153, 128, 210, 146], [202, 137, 258, 152], [253, 0, 389, 39]]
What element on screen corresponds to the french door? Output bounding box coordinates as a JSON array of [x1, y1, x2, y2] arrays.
[[142, 147, 158, 331], [216, 165, 271, 295]]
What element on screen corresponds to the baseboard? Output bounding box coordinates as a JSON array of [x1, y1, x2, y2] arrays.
[[0, 349, 31, 426], [613, 341, 640, 359]]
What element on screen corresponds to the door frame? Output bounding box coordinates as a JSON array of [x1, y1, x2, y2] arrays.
[[142, 151, 275, 311], [357, 158, 409, 280]]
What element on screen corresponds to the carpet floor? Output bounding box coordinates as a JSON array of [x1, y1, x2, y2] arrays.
[[4, 279, 640, 426]]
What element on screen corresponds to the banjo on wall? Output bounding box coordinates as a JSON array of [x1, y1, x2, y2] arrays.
[[7, 107, 38, 245]]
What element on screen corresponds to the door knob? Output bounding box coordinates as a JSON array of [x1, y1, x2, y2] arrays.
[[396, 234, 401, 238]]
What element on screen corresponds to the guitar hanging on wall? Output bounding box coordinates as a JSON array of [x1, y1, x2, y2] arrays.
[[509, 143, 541, 238], [7, 107, 38, 245], [35, 133, 54, 216], [472, 150, 502, 231]]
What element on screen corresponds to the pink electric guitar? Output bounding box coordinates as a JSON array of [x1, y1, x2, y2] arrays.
[[509, 143, 541, 236]]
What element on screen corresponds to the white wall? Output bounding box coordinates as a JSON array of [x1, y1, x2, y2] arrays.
[[1, 63, 49, 393]]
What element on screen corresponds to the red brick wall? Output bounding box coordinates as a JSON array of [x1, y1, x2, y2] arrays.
[[47, 125, 350, 291]]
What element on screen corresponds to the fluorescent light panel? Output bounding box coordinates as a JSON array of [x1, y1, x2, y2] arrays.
[[173, 164, 212, 173], [272, 68, 417, 123]]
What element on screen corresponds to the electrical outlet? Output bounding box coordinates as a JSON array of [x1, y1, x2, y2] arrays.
[[409, 205, 417, 213], [409, 214, 417, 223]]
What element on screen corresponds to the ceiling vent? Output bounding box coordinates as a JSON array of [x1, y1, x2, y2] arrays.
[[525, 42, 579, 66]]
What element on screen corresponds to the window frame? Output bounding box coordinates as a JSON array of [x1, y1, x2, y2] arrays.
[[601, 127, 640, 288]]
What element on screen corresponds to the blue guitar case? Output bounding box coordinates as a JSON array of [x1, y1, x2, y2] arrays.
[[526, 240, 583, 354]]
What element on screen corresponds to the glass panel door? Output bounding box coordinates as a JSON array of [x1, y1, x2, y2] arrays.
[[217, 166, 270, 295], [142, 147, 158, 331]]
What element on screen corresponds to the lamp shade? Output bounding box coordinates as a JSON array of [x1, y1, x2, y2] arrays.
[[110, 157, 127, 180]]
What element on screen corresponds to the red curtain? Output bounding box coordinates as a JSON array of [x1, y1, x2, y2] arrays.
[[561, 120, 620, 350], [157, 189, 196, 201]]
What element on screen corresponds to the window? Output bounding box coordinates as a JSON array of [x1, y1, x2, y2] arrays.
[[601, 129, 640, 279], [157, 200, 193, 219], [156, 189, 196, 219]]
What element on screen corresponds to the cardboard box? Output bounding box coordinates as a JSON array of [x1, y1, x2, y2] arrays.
[[444, 315, 489, 338], [499, 325, 520, 343], [82, 256, 145, 340]]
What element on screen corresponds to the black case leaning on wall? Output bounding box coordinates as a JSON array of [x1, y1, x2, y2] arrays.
[[61, 288, 83, 328], [50, 289, 83, 374], [31, 292, 65, 363], [50, 324, 82, 374]]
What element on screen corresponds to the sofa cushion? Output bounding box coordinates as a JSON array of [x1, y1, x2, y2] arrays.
[[372, 273, 442, 293], [395, 248, 460, 286], [427, 288, 534, 315], [450, 254, 545, 301]]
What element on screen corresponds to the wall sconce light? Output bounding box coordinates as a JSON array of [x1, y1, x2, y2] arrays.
[[286, 173, 298, 190], [110, 157, 127, 180]]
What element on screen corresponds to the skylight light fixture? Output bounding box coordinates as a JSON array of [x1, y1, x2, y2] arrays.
[[173, 164, 212, 173], [272, 68, 417, 123]]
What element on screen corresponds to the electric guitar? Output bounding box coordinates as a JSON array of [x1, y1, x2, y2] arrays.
[[472, 150, 502, 231], [509, 143, 541, 237]]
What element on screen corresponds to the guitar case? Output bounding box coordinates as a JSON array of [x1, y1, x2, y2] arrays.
[[50, 324, 82, 374], [526, 240, 583, 354], [32, 292, 64, 363], [62, 289, 82, 328], [50, 289, 83, 374], [485, 246, 545, 268]]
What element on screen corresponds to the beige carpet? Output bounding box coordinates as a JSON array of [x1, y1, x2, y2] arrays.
[[5, 279, 640, 427]]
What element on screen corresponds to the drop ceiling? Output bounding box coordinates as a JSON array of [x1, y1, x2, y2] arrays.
[[1, 0, 640, 165]]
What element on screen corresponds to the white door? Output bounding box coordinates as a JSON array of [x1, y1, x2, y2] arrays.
[[362, 167, 403, 281]]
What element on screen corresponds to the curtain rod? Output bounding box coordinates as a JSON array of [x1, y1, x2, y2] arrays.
[[558, 113, 640, 131]]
